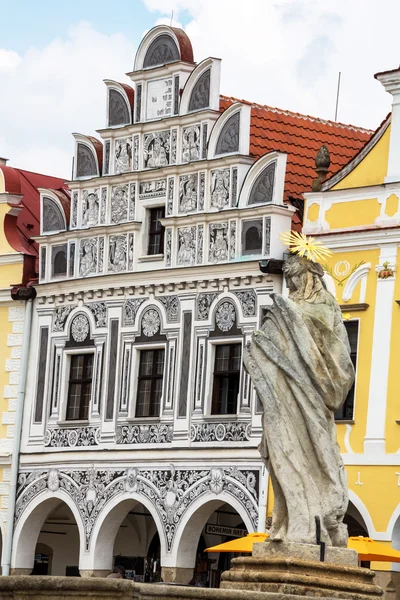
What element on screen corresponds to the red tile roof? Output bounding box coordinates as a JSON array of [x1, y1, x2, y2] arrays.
[[1, 165, 68, 284], [220, 96, 373, 226]]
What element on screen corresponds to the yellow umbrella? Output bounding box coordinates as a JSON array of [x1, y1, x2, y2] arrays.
[[205, 532, 268, 553], [348, 537, 400, 563]]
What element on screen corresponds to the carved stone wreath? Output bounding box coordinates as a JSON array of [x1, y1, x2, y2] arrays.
[[142, 309, 161, 337], [215, 302, 236, 332], [71, 314, 89, 342]]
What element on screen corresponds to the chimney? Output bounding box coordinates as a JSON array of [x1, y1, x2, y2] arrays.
[[375, 66, 400, 182], [0, 157, 9, 166]]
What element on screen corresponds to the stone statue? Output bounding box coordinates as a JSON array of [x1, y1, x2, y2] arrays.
[[244, 254, 355, 547]]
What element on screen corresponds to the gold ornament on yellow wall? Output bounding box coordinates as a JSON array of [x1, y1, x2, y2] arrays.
[[280, 231, 333, 263]]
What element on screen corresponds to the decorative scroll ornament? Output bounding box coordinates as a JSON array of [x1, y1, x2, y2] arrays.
[[234, 290, 256, 317], [53, 306, 75, 332], [71, 314, 90, 343], [191, 421, 251, 443], [280, 231, 333, 263], [47, 469, 60, 492], [44, 427, 100, 448], [124, 298, 146, 326], [215, 301, 236, 332], [142, 309, 161, 337], [158, 296, 179, 322], [116, 424, 173, 445], [87, 303, 107, 328], [197, 292, 218, 320]]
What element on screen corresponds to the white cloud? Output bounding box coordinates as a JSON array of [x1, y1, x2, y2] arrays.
[[0, 49, 21, 72], [0, 22, 135, 177], [143, 0, 396, 129]]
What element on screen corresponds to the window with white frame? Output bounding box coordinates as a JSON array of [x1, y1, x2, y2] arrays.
[[241, 216, 271, 258], [135, 348, 165, 417], [66, 354, 94, 420], [211, 343, 241, 415], [335, 321, 359, 421], [148, 207, 165, 255]]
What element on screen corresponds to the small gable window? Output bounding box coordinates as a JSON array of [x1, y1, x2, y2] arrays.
[[143, 34, 180, 69], [42, 197, 66, 234], [52, 244, 67, 278], [215, 112, 240, 156], [188, 69, 211, 113], [248, 162, 276, 205], [108, 89, 130, 127]]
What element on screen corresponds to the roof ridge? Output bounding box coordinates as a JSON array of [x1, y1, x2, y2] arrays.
[[220, 94, 373, 134], [17, 167, 67, 184]]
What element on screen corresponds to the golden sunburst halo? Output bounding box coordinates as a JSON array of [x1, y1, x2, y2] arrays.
[[280, 231, 333, 263]]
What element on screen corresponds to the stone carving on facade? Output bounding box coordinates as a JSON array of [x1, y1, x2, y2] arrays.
[[230, 221, 236, 260], [197, 225, 204, 264], [98, 237, 104, 273], [116, 424, 173, 445], [111, 184, 128, 224], [171, 129, 177, 164], [167, 178, 174, 216], [215, 301, 236, 332], [71, 314, 90, 343], [177, 227, 196, 266], [199, 172, 205, 211], [182, 125, 200, 162], [190, 421, 251, 443], [129, 183, 136, 220], [44, 427, 100, 448], [144, 131, 170, 168], [211, 169, 230, 209], [42, 197, 65, 233], [158, 296, 179, 322], [115, 138, 132, 174], [53, 305, 75, 332], [179, 174, 198, 213], [69, 243, 75, 277], [244, 254, 355, 546], [249, 162, 276, 205], [165, 228, 172, 267], [124, 298, 146, 326], [188, 69, 210, 112], [76, 143, 97, 178], [87, 303, 107, 328], [133, 135, 139, 171], [231, 168, 238, 206], [82, 189, 100, 227], [215, 111, 240, 156], [139, 179, 166, 200], [264, 216, 271, 255], [197, 292, 218, 320], [79, 238, 98, 277], [142, 309, 161, 337], [135, 84, 142, 122], [16, 465, 259, 552], [104, 141, 110, 175], [47, 469, 60, 492], [128, 233, 134, 271], [100, 188, 107, 224], [108, 235, 127, 273], [234, 290, 256, 317], [209, 223, 228, 263], [71, 192, 78, 228], [40, 247, 46, 280]]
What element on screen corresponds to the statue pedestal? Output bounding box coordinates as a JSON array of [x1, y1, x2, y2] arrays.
[[220, 541, 383, 600]]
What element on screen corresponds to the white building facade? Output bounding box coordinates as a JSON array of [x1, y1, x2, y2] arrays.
[[10, 26, 370, 583]]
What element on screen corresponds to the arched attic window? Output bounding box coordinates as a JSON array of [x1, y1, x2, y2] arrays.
[[42, 197, 66, 233], [248, 161, 276, 205], [108, 89, 130, 126], [188, 69, 210, 112], [215, 111, 240, 156], [76, 143, 97, 178], [143, 34, 180, 68]]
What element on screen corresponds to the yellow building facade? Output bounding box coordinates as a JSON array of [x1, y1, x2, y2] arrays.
[[303, 67, 400, 593]]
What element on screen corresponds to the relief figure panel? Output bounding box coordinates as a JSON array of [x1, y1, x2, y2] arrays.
[[182, 125, 200, 163], [111, 184, 128, 224], [79, 238, 98, 277], [179, 174, 198, 213], [209, 223, 229, 263], [177, 226, 196, 266], [82, 189, 100, 227], [144, 131, 170, 169], [115, 138, 132, 174], [211, 169, 230, 210], [108, 235, 127, 273]]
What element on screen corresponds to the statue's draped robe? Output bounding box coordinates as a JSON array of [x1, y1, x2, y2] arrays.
[[244, 293, 354, 546]]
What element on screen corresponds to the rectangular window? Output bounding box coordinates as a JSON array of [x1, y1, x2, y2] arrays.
[[211, 343, 241, 415], [148, 207, 165, 255], [335, 321, 359, 421], [66, 354, 94, 420], [135, 349, 165, 417]]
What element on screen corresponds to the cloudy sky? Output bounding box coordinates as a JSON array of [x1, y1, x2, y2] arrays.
[[0, 0, 398, 178]]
